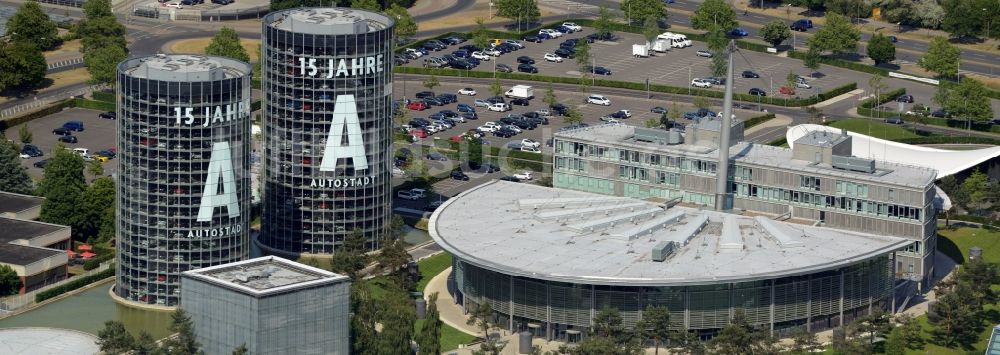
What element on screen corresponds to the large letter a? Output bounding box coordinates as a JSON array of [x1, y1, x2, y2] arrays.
[[320, 95, 368, 172], [197, 142, 240, 222]]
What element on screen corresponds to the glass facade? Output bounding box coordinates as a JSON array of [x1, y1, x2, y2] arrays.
[[455, 255, 894, 338], [260, 8, 395, 255], [116, 55, 253, 307]]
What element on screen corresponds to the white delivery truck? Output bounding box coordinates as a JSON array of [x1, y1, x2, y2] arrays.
[[632, 44, 650, 57], [650, 38, 671, 53], [504, 85, 534, 99], [658, 32, 692, 48]]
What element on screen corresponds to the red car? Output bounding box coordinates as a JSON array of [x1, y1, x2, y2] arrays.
[[410, 129, 428, 138], [407, 101, 428, 111], [780, 86, 795, 96]]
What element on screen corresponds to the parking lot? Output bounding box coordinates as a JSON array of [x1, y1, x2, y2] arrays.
[[402, 25, 1000, 118], [2, 108, 118, 180]]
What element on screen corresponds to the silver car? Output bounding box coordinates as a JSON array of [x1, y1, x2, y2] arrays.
[[696, 50, 713, 57]]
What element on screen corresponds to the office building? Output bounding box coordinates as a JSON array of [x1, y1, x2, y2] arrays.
[[259, 8, 395, 257], [429, 181, 908, 339], [551, 123, 937, 289], [116, 54, 253, 307], [181, 256, 351, 355]]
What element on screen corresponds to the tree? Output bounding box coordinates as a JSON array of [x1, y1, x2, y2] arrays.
[[132, 331, 158, 355], [78, 176, 114, 239], [955, 257, 1000, 305], [78, 0, 126, 54], [205, 28, 250, 63], [884, 330, 906, 355], [564, 107, 583, 125], [760, 20, 791, 48], [853, 310, 892, 350], [912, 0, 946, 30], [645, 118, 660, 128], [708, 310, 754, 354], [635, 305, 671, 355], [38, 147, 86, 235], [85, 45, 127, 85], [0, 264, 20, 296], [867, 33, 896, 65], [417, 292, 442, 355], [378, 236, 413, 287], [330, 228, 369, 279], [386, 4, 417, 40], [423, 75, 440, 91], [83, 0, 113, 19], [935, 79, 993, 124], [495, 0, 540, 30], [941, 0, 992, 38], [691, 0, 738, 31], [467, 302, 493, 339], [231, 344, 248, 355], [375, 283, 416, 355], [787, 328, 821, 354], [0, 41, 47, 92], [18, 124, 32, 144], [351, 280, 379, 355], [919, 37, 961, 78], [642, 16, 660, 46], [594, 6, 616, 40], [96, 207, 115, 244], [895, 313, 926, 351], [575, 40, 592, 73], [706, 28, 728, 77], [808, 12, 860, 55], [489, 77, 504, 98], [472, 18, 491, 50], [97, 320, 135, 354], [577, 307, 642, 354], [621, 0, 666, 25], [0, 140, 33, 195], [825, 0, 869, 19], [7, 1, 59, 50], [804, 106, 824, 124], [351, 0, 381, 12], [162, 309, 201, 354], [927, 282, 981, 347], [802, 47, 822, 75], [693, 96, 711, 110], [667, 103, 681, 125], [543, 82, 558, 107], [88, 160, 104, 176], [785, 71, 798, 95]]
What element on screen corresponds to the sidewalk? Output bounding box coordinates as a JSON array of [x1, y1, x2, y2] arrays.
[[744, 112, 792, 135]]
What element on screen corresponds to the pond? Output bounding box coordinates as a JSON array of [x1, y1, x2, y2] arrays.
[[0, 280, 173, 339]]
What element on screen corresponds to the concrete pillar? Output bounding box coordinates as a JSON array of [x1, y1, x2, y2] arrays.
[[769, 280, 775, 334], [806, 275, 812, 332], [546, 283, 552, 341], [509, 276, 514, 332], [683, 287, 690, 330], [839, 270, 845, 327]]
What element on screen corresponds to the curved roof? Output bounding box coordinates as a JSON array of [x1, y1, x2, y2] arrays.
[[0, 327, 100, 355], [429, 181, 909, 287], [787, 124, 1000, 178]]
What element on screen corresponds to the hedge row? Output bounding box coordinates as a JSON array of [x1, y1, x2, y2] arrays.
[[921, 116, 1000, 133], [397, 66, 857, 107], [0, 99, 76, 132], [767, 137, 788, 147], [83, 254, 114, 271], [71, 98, 115, 111], [939, 80, 1000, 101], [939, 213, 999, 227], [91, 91, 115, 103], [36, 266, 115, 303], [743, 113, 776, 129]]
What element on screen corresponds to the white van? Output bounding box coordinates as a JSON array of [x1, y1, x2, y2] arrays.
[[657, 32, 692, 48], [587, 94, 611, 106], [488, 102, 510, 112], [397, 190, 419, 200]]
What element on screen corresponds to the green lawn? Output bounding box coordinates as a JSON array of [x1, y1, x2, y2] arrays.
[[416, 318, 479, 353], [905, 227, 1000, 354], [417, 252, 453, 293], [828, 119, 921, 140]]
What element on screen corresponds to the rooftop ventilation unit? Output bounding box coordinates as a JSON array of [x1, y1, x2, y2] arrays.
[[652, 241, 678, 262], [831, 155, 876, 174], [633, 127, 683, 145]]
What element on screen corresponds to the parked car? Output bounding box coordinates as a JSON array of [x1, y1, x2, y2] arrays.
[[553, 48, 575, 58], [211, 0, 233, 4], [474, 99, 490, 107], [58, 135, 78, 143], [896, 94, 915, 103], [407, 101, 428, 111], [458, 87, 477, 96], [795, 81, 812, 89], [779, 86, 796, 95], [703, 77, 725, 85], [426, 153, 448, 161], [517, 63, 539, 73], [551, 103, 569, 116], [748, 88, 767, 96], [513, 171, 533, 180], [690, 78, 712, 88], [488, 103, 510, 112], [695, 50, 713, 58], [33, 159, 50, 168], [471, 51, 491, 60], [397, 190, 420, 200], [587, 95, 611, 106], [21, 144, 42, 158], [437, 93, 458, 104], [741, 70, 760, 78], [516, 56, 535, 64], [588, 66, 612, 75], [415, 91, 436, 99], [931, 109, 950, 118], [496, 63, 513, 73], [523, 35, 542, 43], [450, 170, 470, 181], [730, 28, 749, 37], [791, 20, 810, 31], [543, 53, 563, 62], [99, 111, 116, 120], [884, 117, 905, 125], [63, 121, 84, 131], [52, 127, 72, 136], [499, 176, 521, 182], [562, 22, 582, 32], [511, 98, 531, 106], [423, 97, 444, 106], [651, 106, 667, 114]]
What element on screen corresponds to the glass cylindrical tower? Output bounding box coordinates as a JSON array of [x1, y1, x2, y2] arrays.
[[116, 54, 253, 308], [259, 8, 394, 257]]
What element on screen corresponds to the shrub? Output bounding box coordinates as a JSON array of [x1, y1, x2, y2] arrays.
[[0, 100, 75, 133], [91, 91, 115, 103], [35, 266, 115, 303], [856, 88, 906, 118], [743, 113, 775, 129], [83, 254, 114, 270]]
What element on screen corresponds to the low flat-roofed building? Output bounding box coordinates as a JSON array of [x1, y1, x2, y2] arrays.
[[553, 124, 937, 289], [0, 216, 70, 293], [430, 181, 910, 338], [181, 256, 351, 355], [0, 191, 44, 220]]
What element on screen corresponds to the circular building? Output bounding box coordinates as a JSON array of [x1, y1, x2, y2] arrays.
[[259, 8, 395, 257], [116, 54, 253, 307], [429, 181, 909, 340]]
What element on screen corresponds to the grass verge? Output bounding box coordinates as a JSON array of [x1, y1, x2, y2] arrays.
[[828, 118, 920, 140], [167, 38, 261, 62]]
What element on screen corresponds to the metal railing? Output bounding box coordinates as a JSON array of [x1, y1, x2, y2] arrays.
[[0, 84, 108, 119], [0, 262, 113, 317], [131, 4, 269, 21]]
